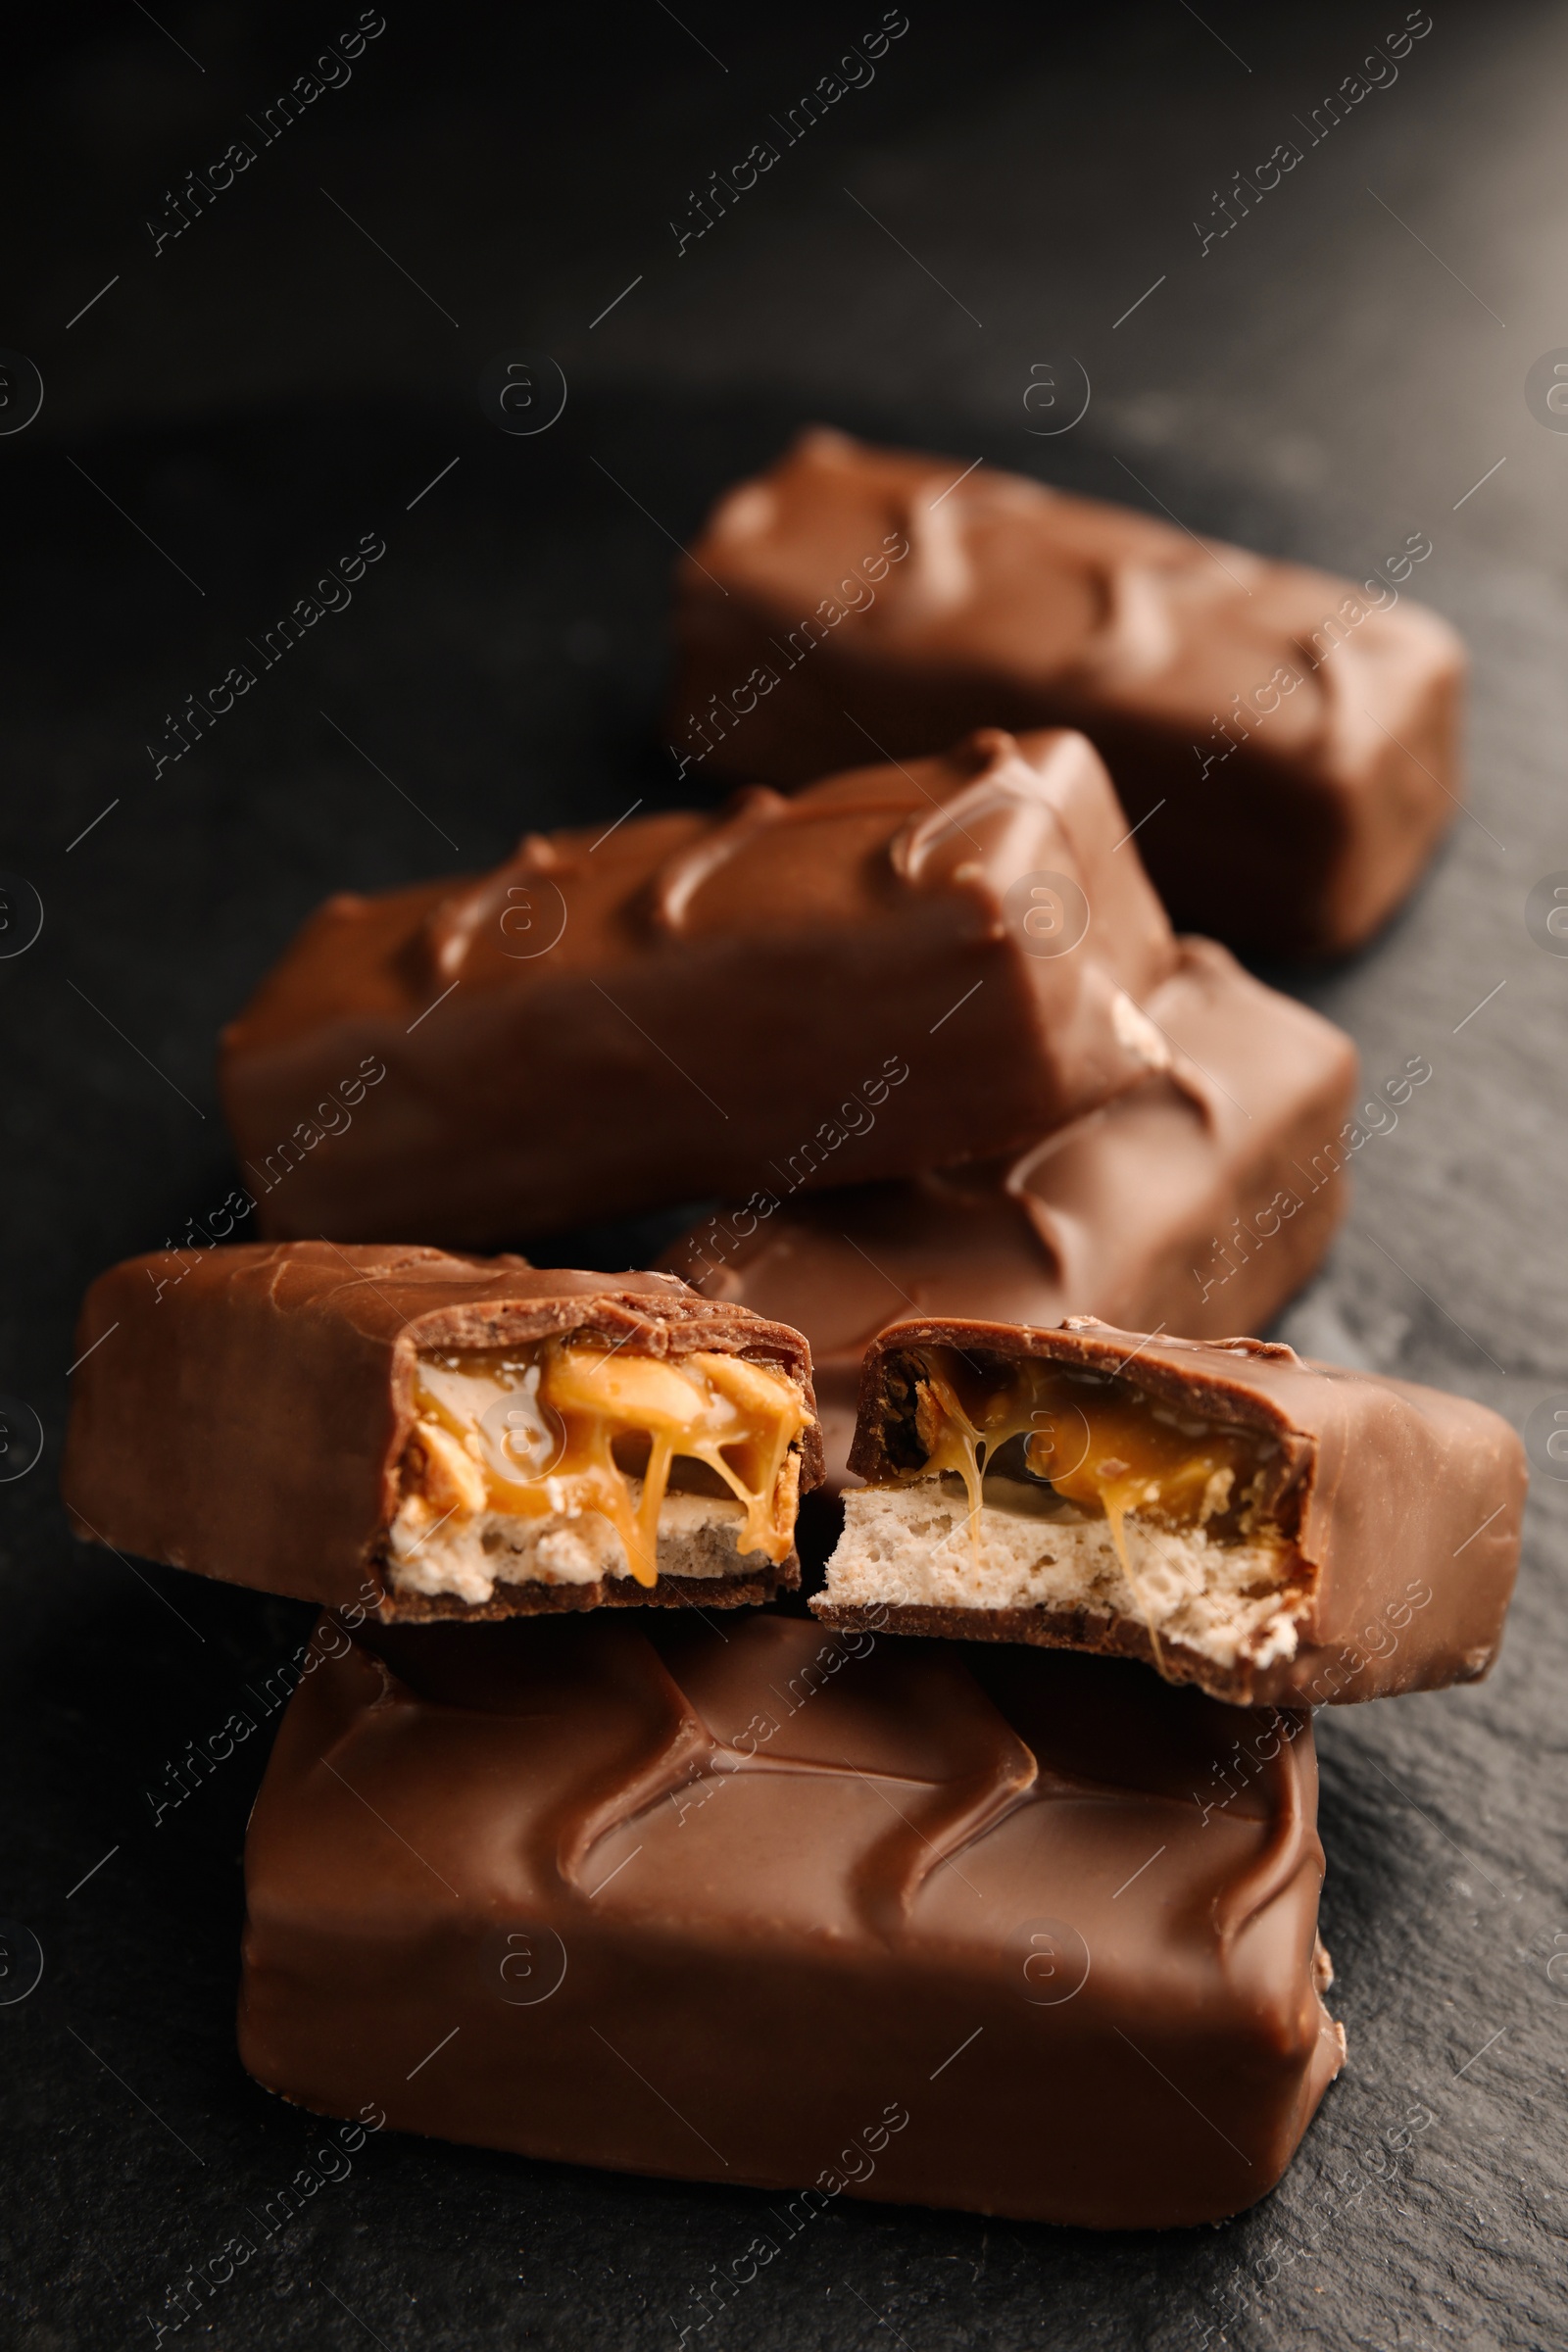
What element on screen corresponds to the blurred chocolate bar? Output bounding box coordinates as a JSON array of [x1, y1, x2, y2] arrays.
[[63, 1246, 821, 1618], [664, 940, 1358, 1485], [220, 726, 1176, 1243], [818, 1315, 1525, 1706], [671, 428, 1466, 956], [239, 1610, 1344, 2227]]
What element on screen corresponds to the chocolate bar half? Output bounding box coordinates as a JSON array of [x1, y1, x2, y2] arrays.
[[238, 1610, 1344, 2229], [62, 1246, 821, 1618], [671, 428, 1466, 957], [218, 726, 1176, 1244], [664, 939, 1358, 1486], [818, 1317, 1525, 1706]]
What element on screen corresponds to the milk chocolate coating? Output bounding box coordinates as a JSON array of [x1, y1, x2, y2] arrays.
[[670, 428, 1467, 957], [664, 939, 1357, 1486], [826, 1318, 1525, 1706], [61, 1244, 822, 1616], [218, 726, 1176, 1243], [238, 1610, 1344, 2230]]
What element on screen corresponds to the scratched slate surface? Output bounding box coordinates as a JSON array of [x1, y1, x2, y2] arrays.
[[2, 3, 1566, 2346]]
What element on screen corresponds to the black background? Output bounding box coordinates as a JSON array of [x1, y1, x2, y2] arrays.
[[3, 4, 1566, 2346]]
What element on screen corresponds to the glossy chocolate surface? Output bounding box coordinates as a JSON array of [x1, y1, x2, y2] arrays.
[[665, 940, 1358, 1485], [671, 429, 1467, 956], [238, 1610, 1343, 2230], [830, 1316, 1525, 1705], [61, 1244, 821, 1616], [218, 726, 1175, 1243]]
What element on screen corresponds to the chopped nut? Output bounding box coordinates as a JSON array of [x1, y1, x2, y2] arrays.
[[773, 1445, 802, 1525], [405, 1417, 486, 1517]]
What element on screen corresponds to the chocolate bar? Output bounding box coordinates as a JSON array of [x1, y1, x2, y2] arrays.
[[671, 429, 1466, 957], [664, 939, 1358, 1486], [818, 1317, 1524, 1706], [238, 1610, 1344, 2228], [62, 1246, 822, 1618], [218, 726, 1177, 1244]]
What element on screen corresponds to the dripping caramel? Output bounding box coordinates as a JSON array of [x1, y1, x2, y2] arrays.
[[398, 1341, 811, 1586], [895, 1346, 1277, 1553]]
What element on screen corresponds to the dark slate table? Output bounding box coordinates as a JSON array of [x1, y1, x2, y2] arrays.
[[3, 5, 1564, 2345]]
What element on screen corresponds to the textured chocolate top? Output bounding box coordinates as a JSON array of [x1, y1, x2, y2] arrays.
[[848, 1315, 1525, 1703], [61, 1243, 822, 1609], [239, 1611, 1342, 2229], [666, 939, 1357, 1484], [671, 428, 1466, 956], [218, 725, 1175, 1243]]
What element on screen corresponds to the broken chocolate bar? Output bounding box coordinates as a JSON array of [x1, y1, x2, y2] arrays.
[[818, 1317, 1524, 1706], [671, 428, 1467, 957], [238, 1610, 1344, 2228], [218, 725, 1177, 1244], [62, 1245, 821, 1618], [664, 939, 1357, 1486]]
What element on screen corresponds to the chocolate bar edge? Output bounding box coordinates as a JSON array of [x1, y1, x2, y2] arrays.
[[808, 1598, 1497, 1710], [372, 1558, 800, 1622]]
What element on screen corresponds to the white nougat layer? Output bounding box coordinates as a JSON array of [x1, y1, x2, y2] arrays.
[[386, 1487, 764, 1604], [826, 1475, 1303, 1670]]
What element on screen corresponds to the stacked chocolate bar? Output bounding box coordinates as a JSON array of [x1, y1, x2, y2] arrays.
[[62, 436, 1524, 2234], [668, 427, 1466, 957]]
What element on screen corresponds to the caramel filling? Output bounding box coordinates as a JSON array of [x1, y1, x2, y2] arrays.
[[892, 1347, 1280, 1632], [398, 1342, 811, 1587]]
